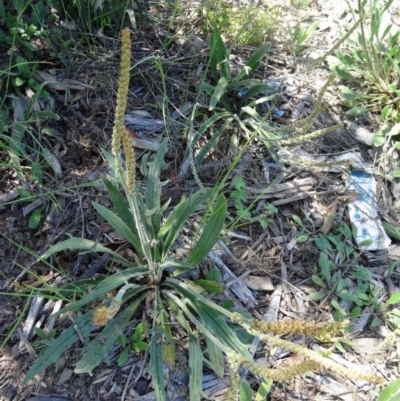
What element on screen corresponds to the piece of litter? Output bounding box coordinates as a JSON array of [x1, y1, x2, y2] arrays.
[[346, 171, 391, 250]]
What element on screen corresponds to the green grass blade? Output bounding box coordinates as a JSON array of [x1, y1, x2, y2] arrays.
[[188, 333, 203, 401], [187, 194, 227, 266], [75, 292, 147, 374], [92, 202, 143, 257]]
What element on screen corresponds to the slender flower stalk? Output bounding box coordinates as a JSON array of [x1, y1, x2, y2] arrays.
[[112, 27, 134, 182]]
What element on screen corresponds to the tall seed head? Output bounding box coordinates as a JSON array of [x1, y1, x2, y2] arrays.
[[112, 28, 133, 162]]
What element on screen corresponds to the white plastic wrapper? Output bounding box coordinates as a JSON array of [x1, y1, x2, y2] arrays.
[[346, 171, 391, 251]]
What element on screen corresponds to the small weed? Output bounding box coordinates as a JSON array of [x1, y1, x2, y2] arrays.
[[116, 321, 149, 366], [229, 176, 278, 228], [327, 0, 400, 121], [202, 1, 279, 46], [291, 0, 313, 10], [32, 327, 57, 356], [287, 19, 319, 56], [231, 176, 251, 221], [310, 226, 383, 323]]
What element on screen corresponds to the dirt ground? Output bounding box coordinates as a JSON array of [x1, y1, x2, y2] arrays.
[[1, 0, 400, 400]]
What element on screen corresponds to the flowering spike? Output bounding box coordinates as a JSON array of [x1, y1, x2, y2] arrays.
[[93, 299, 122, 326], [112, 27, 132, 163]]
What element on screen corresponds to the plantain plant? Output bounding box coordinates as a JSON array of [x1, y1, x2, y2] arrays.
[[23, 28, 384, 399]]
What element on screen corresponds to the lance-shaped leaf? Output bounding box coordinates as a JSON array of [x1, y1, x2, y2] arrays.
[[210, 26, 231, 81], [239, 83, 275, 105], [209, 76, 229, 111], [187, 194, 227, 266], [188, 332, 203, 401], [75, 292, 147, 374], [195, 117, 233, 167], [229, 42, 271, 85], [158, 190, 211, 257], [165, 280, 250, 357], [187, 111, 232, 159], [205, 335, 224, 378], [24, 310, 95, 383], [52, 270, 149, 317], [92, 202, 143, 258], [146, 138, 168, 235], [39, 237, 134, 268], [101, 175, 136, 233], [151, 321, 167, 401]]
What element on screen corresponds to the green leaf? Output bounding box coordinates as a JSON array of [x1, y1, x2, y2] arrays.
[[319, 253, 331, 282], [240, 380, 253, 401], [14, 76, 26, 86], [29, 111, 60, 121], [146, 138, 168, 230], [205, 268, 221, 283], [195, 117, 233, 167], [39, 236, 136, 269], [192, 279, 224, 293], [29, 207, 41, 229], [345, 106, 369, 116], [223, 299, 234, 310], [34, 327, 47, 339], [16, 56, 30, 78], [50, 270, 149, 317], [24, 81, 52, 119], [166, 280, 250, 357], [386, 292, 400, 306], [209, 26, 230, 81], [24, 311, 95, 383], [377, 378, 400, 401], [255, 379, 273, 401], [292, 214, 304, 228], [209, 76, 229, 111], [188, 111, 232, 156], [101, 175, 136, 233], [188, 333, 203, 401], [159, 190, 211, 257], [133, 341, 149, 352], [297, 233, 309, 242], [308, 291, 326, 301], [75, 293, 146, 374], [135, 321, 148, 335], [92, 202, 143, 257], [206, 336, 224, 378], [187, 194, 227, 266], [151, 323, 167, 401], [383, 221, 400, 240], [239, 83, 274, 105], [311, 275, 325, 288], [160, 311, 175, 371], [118, 348, 129, 366]]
